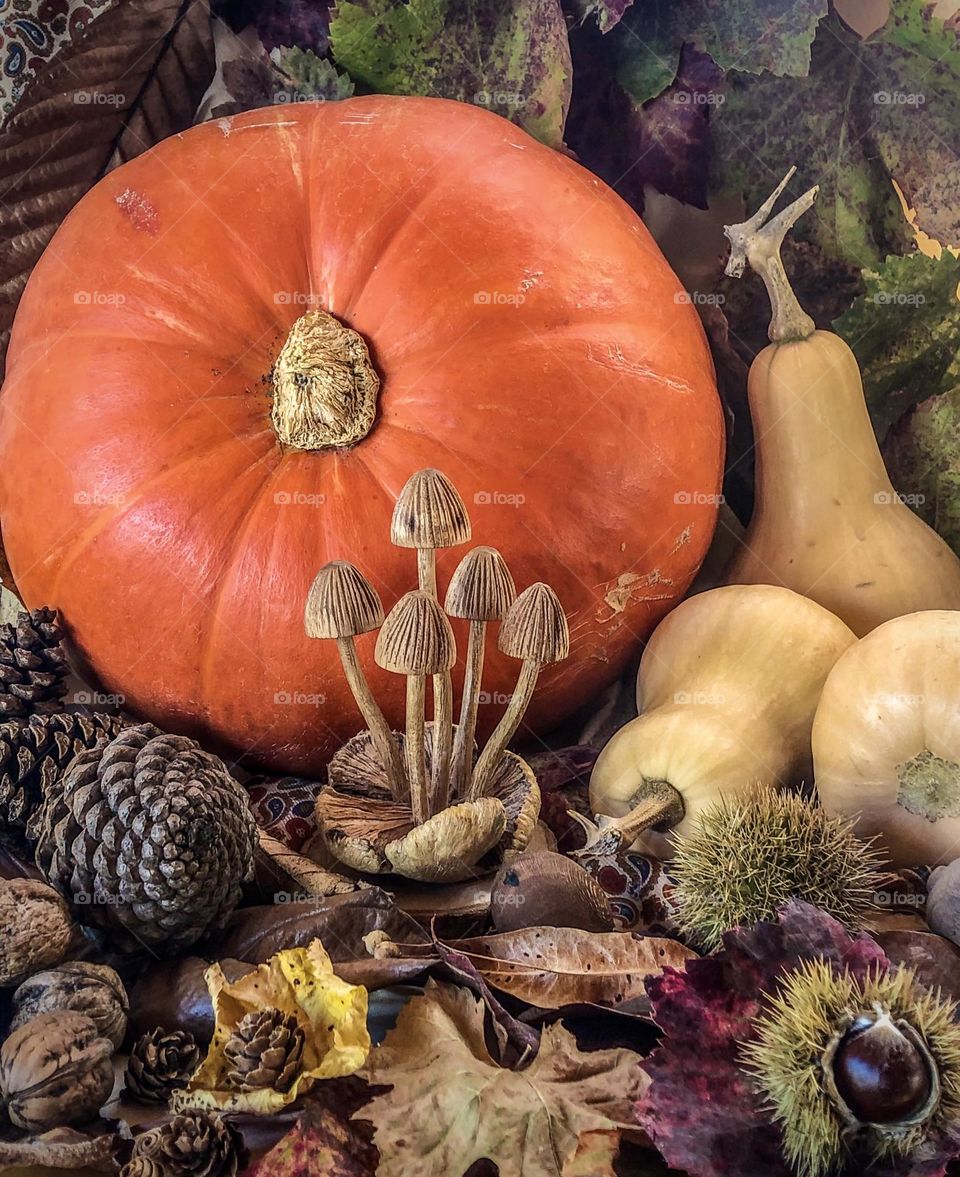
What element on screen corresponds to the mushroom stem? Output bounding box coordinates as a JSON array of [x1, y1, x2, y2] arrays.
[[724, 167, 819, 344], [405, 675, 429, 825], [431, 671, 454, 814], [469, 659, 539, 799], [336, 638, 405, 800], [452, 618, 485, 797], [417, 548, 437, 597]]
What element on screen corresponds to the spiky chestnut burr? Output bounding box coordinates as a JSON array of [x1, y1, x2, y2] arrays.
[[744, 961, 960, 1177], [672, 789, 883, 951]]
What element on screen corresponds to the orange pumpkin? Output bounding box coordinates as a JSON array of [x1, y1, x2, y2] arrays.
[[0, 97, 723, 775]]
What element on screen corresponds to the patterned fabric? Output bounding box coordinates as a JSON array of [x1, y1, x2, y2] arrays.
[[0, 0, 113, 119], [579, 847, 682, 937], [245, 775, 320, 851]]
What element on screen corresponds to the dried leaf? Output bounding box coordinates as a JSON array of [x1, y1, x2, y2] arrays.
[[0, 1126, 117, 1171], [561, 1128, 621, 1175], [212, 888, 434, 990], [255, 832, 365, 901], [329, 0, 572, 147], [0, 580, 22, 625], [638, 901, 890, 1177], [246, 1080, 379, 1177], [446, 928, 695, 1010], [360, 980, 647, 1177], [0, 0, 214, 374], [174, 940, 370, 1115]]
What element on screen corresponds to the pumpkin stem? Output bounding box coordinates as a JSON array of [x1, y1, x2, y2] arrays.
[[271, 308, 380, 450], [723, 166, 818, 344]]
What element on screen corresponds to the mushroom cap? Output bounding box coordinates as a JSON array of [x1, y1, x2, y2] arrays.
[[375, 590, 456, 675], [390, 469, 472, 550], [444, 546, 516, 621], [305, 561, 384, 639], [385, 799, 508, 882], [498, 583, 570, 665]]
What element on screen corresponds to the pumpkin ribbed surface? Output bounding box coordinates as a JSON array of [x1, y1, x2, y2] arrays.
[[0, 97, 723, 773]]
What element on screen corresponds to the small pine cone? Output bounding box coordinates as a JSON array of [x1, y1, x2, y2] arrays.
[[0, 711, 125, 847], [126, 1028, 201, 1104], [120, 1111, 246, 1177], [32, 723, 258, 952], [0, 608, 68, 720], [223, 1007, 305, 1093]]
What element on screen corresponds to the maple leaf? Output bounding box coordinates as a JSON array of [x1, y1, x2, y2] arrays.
[[358, 980, 647, 1177]]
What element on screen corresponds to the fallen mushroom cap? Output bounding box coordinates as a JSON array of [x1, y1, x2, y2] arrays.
[[317, 725, 540, 882], [445, 546, 516, 621], [375, 590, 456, 675], [304, 561, 384, 638], [390, 468, 472, 550], [498, 582, 570, 663]]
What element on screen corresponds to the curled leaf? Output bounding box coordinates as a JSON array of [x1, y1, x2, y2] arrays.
[[446, 928, 695, 1010], [174, 940, 369, 1115]]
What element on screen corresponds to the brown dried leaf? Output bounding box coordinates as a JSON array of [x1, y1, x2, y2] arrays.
[[255, 832, 365, 900], [360, 980, 646, 1177], [0, 0, 214, 375], [561, 1128, 621, 1176], [211, 888, 435, 989], [873, 929, 960, 1004], [445, 929, 696, 1010]]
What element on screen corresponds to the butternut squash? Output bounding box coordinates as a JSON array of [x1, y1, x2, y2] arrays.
[[721, 169, 960, 637], [814, 610, 960, 867], [587, 583, 855, 859]]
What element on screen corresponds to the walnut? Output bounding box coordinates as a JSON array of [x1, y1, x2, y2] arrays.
[[0, 878, 75, 987], [11, 962, 129, 1048], [0, 1010, 114, 1131]]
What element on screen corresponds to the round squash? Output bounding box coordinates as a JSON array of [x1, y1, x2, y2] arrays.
[[0, 97, 723, 775]]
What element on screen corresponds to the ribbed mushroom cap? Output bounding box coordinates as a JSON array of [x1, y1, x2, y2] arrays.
[[304, 561, 384, 638], [444, 547, 516, 621], [375, 590, 456, 675], [498, 583, 569, 664], [390, 469, 472, 550]]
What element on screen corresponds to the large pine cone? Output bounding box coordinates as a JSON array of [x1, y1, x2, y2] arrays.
[[33, 723, 258, 952], [126, 1028, 201, 1104], [0, 608, 68, 720], [0, 711, 124, 848], [223, 1007, 305, 1093], [121, 1111, 246, 1177]]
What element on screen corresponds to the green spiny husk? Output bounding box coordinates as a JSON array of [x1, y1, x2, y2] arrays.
[[672, 789, 883, 952], [742, 961, 960, 1177]]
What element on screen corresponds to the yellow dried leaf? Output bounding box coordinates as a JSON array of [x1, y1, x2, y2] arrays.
[[173, 939, 369, 1115]]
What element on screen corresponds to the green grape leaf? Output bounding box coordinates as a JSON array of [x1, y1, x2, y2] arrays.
[[329, 0, 571, 147], [834, 251, 960, 439]]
